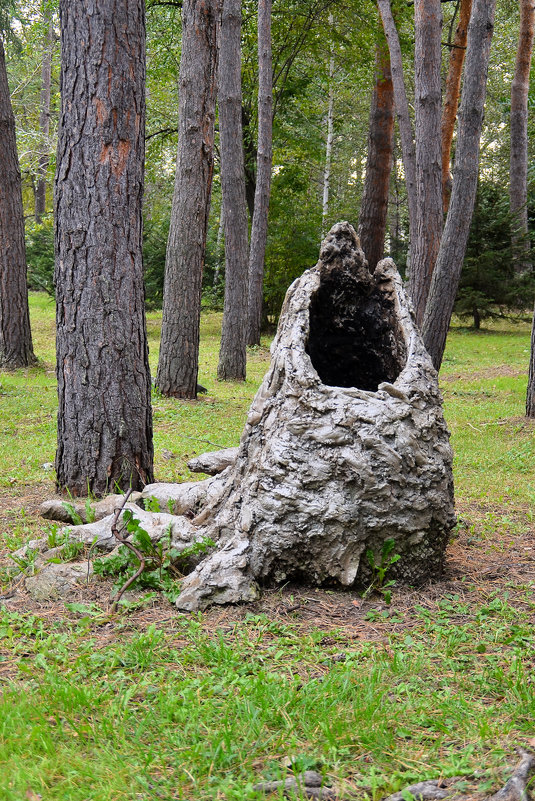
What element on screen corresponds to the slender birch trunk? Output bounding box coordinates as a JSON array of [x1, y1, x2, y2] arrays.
[[358, 34, 394, 272], [422, 0, 497, 370], [247, 0, 273, 347], [409, 0, 443, 328], [321, 14, 335, 236], [35, 13, 55, 224], [217, 0, 249, 381]]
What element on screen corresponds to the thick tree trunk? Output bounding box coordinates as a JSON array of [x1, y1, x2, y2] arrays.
[[510, 0, 535, 273], [422, 0, 497, 370], [376, 0, 417, 263], [358, 35, 394, 272], [527, 303, 535, 417], [409, 0, 443, 328], [441, 0, 472, 213], [0, 39, 36, 370], [35, 14, 55, 224], [217, 0, 249, 381], [247, 0, 273, 347], [55, 0, 154, 496], [156, 0, 220, 399]]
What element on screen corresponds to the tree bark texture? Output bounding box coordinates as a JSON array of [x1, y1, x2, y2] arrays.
[[55, 0, 154, 496], [441, 0, 472, 213], [510, 0, 535, 273], [0, 39, 36, 369], [358, 35, 394, 272], [217, 0, 250, 381], [422, 0, 497, 370], [409, 0, 443, 328], [35, 13, 55, 224], [247, 0, 273, 347], [156, 0, 220, 398], [377, 0, 417, 261]]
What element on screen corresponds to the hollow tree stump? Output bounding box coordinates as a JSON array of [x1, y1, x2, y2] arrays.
[[174, 222, 455, 610]]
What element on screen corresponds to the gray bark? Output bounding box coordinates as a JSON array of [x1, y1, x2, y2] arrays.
[[510, 0, 535, 273], [0, 39, 36, 369], [54, 0, 154, 496], [321, 14, 335, 236], [35, 14, 55, 224], [156, 0, 220, 398], [217, 0, 249, 381], [247, 0, 273, 347], [376, 0, 417, 263], [422, 0, 497, 370], [358, 35, 394, 272], [409, 0, 443, 327]]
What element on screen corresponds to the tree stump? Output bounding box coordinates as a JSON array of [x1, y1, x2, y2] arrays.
[[173, 221, 455, 610]]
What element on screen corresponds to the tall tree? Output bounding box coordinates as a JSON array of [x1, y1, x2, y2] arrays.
[[217, 0, 249, 381], [156, 0, 220, 398], [35, 9, 54, 224], [422, 0, 497, 369], [441, 0, 472, 213], [510, 0, 535, 271], [409, 0, 443, 327], [321, 13, 335, 235], [55, 0, 153, 496], [247, 0, 273, 347], [358, 34, 394, 272], [0, 34, 36, 369]]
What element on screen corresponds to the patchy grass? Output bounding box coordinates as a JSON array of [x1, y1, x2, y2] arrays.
[[0, 297, 534, 799]]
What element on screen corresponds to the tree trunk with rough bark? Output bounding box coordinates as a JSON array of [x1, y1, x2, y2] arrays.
[[409, 0, 443, 328], [55, 0, 153, 496], [422, 0, 497, 370], [441, 0, 472, 213], [377, 0, 417, 263], [35, 13, 54, 224], [156, 0, 220, 399], [358, 35, 394, 272], [510, 0, 535, 273], [0, 39, 36, 369], [247, 0, 273, 347], [217, 0, 249, 381]]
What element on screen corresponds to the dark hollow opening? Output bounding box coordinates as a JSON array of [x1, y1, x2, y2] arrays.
[[306, 268, 406, 391]]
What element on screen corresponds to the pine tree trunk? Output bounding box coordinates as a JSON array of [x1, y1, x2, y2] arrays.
[[217, 0, 249, 381], [358, 35, 394, 272], [376, 0, 417, 264], [35, 13, 54, 224], [156, 0, 220, 398], [527, 303, 535, 417], [409, 0, 443, 328], [55, 0, 153, 496], [0, 39, 36, 370], [510, 0, 535, 273], [247, 0, 273, 347], [441, 0, 472, 213], [422, 0, 497, 370]]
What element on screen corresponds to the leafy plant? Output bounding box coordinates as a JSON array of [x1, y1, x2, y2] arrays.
[[94, 510, 215, 604], [363, 538, 401, 602]]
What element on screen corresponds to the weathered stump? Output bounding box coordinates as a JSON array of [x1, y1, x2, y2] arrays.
[[173, 221, 455, 610], [35, 222, 455, 612]]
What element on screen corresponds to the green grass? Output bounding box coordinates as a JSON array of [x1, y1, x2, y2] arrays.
[[1, 296, 535, 799]]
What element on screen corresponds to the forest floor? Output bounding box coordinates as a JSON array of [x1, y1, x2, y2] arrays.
[[0, 295, 534, 800]]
